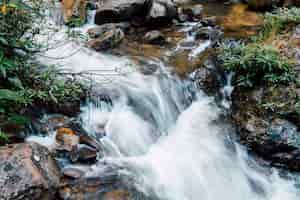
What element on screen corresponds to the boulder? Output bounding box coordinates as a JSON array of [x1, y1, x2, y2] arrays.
[[143, 30, 165, 44], [231, 84, 300, 171], [0, 143, 60, 200], [56, 127, 79, 151], [181, 4, 203, 21], [147, 0, 178, 25], [94, 0, 152, 25], [61, 0, 87, 24], [70, 144, 98, 163], [87, 28, 125, 51]]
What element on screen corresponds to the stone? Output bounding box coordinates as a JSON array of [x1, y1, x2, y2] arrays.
[[0, 143, 60, 200], [181, 4, 203, 21], [94, 0, 152, 25], [147, 0, 178, 25], [70, 144, 97, 162], [56, 127, 79, 151], [193, 26, 223, 42], [88, 23, 131, 38], [103, 189, 130, 200], [143, 30, 165, 44], [61, 0, 87, 23], [87, 28, 125, 51], [62, 167, 85, 179]]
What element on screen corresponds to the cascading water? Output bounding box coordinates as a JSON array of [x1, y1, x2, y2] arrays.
[[29, 3, 300, 200]]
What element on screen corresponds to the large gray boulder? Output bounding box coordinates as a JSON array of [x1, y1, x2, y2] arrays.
[[94, 0, 152, 25], [0, 142, 61, 200], [94, 0, 177, 26], [147, 0, 177, 24]]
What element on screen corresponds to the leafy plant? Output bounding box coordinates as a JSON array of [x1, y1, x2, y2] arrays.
[[255, 7, 300, 41], [0, 0, 84, 144], [219, 43, 295, 87]]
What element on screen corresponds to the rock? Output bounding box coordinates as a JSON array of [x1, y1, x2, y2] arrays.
[[94, 0, 152, 25], [61, 0, 87, 24], [88, 23, 131, 38], [193, 26, 223, 42], [59, 167, 122, 200], [246, 0, 280, 10], [143, 30, 165, 44], [103, 189, 130, 200], [56, 127, 79, 151], [189, 59, 220, 95], [62, 167, 85, 179], [147, 0, 178, 25], [201, 16, 217, 27], [0, 143, 60, 200], [70, 144, 97, 162], [181, 4, 203, 21], [87, 28, 125, 51], [231, 84, 300, 171]]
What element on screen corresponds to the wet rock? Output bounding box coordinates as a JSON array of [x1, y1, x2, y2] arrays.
[[0, 142, 60, 200], [189, 59, 220, 95], [103, 189, 130, 200], [193, 26, 223, 42], [62, 167, 85, 179], [56, 127, 79, 151], [88, 28, 125, 51], [59, 169, 122, 200], [201, 16, 217, 27], [181, 4, 203, 21], [88, 23, 131, 38], [143, 30, 165, 44], [61, 0, 87, 23], [94, 0, 152, 25], [147, 0, 178, 25], [70, 144, 97, 162], [231, 84, 300, 171]]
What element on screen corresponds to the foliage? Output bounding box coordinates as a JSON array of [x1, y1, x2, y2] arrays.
[[219, 43, 295, 87], [255, 7, 300, 41], [0, 0, 84, 143]]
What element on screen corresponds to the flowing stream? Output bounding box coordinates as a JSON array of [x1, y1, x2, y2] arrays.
[[29, 3, 300, 200]]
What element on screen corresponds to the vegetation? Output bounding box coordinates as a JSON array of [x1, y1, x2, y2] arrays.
[[220, 43, 295, 87], [220, 7, 300, 88], [0, 0, 84, 143], [256, 7, 300, 41]]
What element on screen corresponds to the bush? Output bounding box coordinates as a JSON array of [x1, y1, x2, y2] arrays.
[[219, 43, 295, 87], [0, 0, 84, 143], [256, 7, 300, 41]]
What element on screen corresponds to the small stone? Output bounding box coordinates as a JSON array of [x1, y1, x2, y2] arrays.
[[70, 144, 97, 162], [143, 30, 165, 45], [87, 28, 125, 51], [62, 167, 85, 179]]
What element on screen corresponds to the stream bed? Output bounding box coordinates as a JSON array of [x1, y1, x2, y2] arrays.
[[26, 1, 300, 199]]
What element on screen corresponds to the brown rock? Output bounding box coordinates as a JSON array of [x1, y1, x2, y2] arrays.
[[56, 127, 79, 151], [0, 143, 60, 200], [103, 189, 130, 200], [61, 0, 87, 23]]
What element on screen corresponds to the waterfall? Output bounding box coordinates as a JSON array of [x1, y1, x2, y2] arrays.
[[29, 7, 300, 200]]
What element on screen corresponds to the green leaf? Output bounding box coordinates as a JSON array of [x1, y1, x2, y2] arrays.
[[8, 77, 23, 89], [7, 114, 29, 125], [0, 37, 8, 46]]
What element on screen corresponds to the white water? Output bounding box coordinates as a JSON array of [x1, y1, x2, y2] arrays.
[[30, 5, 300, 200]]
